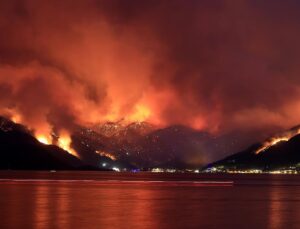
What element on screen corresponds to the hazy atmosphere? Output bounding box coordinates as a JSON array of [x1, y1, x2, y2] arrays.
[[1, 0, 300, 162], [3, 2, 300, 229]]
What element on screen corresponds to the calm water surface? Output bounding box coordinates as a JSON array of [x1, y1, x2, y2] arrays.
[[0, 171, 300, 229]]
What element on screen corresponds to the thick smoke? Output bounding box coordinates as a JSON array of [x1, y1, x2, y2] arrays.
[[1, 0, 300, 154]]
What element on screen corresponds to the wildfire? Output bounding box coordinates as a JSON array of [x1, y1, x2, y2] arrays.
[[58, 132, 79, 157], [255, 137, 289, 154], [36, 134, 52, 145], [11, 113, 22, 123], [35, 130, 79, 157], [127, 104, 151, 123], [95, 150, 117, 161], [255, 127, 300, 154]]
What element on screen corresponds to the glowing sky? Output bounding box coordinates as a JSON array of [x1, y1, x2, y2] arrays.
[[1, 0, 300, 158]]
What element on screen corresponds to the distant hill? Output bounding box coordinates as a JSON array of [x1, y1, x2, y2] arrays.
[[206, 127, 300, 171], [74, 123, 213, 169], [1, 116, 214, 170], [0, 117, 86, 170], [4, 114, 300, 171]]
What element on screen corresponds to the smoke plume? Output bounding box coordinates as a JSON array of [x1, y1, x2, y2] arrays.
[[1, 0, 300, 157]]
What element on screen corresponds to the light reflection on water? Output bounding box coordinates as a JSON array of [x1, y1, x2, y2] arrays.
[[1, 172, 300, 229]]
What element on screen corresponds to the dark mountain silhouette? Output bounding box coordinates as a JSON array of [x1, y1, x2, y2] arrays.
[[73, 123, 213, 169], [0, 117, 86, 170], [207, 127, 300, 171], [5, 115, 295, 171]]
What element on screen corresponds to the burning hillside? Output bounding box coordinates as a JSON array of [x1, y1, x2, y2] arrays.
[[1, 0, 300, 162], [207, 125, 300, 172], [0, 116, 85, 170], [35, 130, 78, 157], [255, 126, 300, 154], [72, 122, 217, 169]]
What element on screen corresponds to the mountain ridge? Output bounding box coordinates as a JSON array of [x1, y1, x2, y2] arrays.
[[0, 117, 93, 170], [206, 126, 300, 171]]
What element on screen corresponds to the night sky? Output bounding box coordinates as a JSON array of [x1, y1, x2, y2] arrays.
[[1, 0, 300, 160]]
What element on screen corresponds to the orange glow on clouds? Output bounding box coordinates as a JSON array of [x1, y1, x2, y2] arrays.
[[11, 113, 22, 124], [2, 0, 300, 162], [127, 104, 151, 123]]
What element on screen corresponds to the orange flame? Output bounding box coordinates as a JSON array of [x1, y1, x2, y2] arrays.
[[35, 130, 79, 158], [126, 104, 151, 123], [95, 150, 117, 161], [57, 130, 79, 157], [255, 128, 300, 154], [36, 134, 52, 145], [255, 137, 289, 154]]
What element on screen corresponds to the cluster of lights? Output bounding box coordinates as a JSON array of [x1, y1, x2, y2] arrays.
[[204, 166, 300, 174], [112, 167, 120, 172], [100, 161, 121, 172], [151, 168, 200, 173]]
